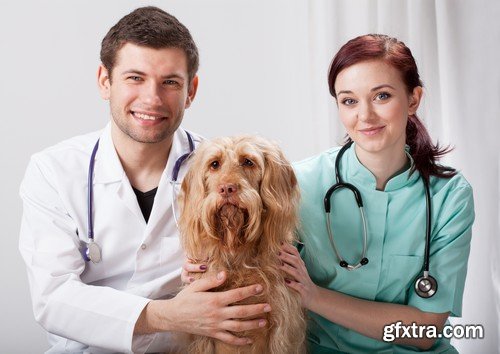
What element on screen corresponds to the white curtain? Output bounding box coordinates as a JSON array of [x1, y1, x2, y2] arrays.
[[307, 0, 500, 352]]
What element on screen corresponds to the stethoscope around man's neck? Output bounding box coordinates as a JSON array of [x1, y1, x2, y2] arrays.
[[324, 141, 437, 298], [82, 130, 195, 264]]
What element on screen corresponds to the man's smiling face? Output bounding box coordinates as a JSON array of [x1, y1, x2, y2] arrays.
[[99, 42, 196, 145]]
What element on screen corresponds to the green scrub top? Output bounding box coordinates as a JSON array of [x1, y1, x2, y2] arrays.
[[293, 143, 474, 354]]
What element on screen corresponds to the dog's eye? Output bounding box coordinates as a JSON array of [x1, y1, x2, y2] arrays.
[[242, 158, 254, 167], [210, 160, 220, 170]]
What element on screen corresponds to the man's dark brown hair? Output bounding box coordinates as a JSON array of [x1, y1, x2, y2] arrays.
[[100, 6, 199, 83]]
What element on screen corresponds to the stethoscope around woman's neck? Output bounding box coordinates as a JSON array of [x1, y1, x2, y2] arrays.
[[324, 141, 437, 298], [82, 130, 195, 264]]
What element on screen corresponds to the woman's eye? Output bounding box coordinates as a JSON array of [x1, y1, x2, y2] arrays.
[[242, 158, 254, 167], [376, 92, 391, 100], [128, 76, 142, 81], [342, 98, 357, 106], [210, 161, 220, 170]]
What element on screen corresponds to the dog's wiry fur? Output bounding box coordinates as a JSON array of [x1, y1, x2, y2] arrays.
[[178, 136, 306, 354]]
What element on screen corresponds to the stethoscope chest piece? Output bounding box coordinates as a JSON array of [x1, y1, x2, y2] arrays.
[[85, 240, 102, 264], [414, 272, 437, 298]]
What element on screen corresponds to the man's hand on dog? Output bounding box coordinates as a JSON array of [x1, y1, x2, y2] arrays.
[[165, 270, 271, 345]]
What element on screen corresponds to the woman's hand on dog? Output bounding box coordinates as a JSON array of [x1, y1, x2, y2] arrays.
[[181, 258, 207, 284], [168, 270, 271, 345], [279, 242, 320, 310]]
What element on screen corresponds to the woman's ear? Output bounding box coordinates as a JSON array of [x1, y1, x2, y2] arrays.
[[408, 86, 423, 115]]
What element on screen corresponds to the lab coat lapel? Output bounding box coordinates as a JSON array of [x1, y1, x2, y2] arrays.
[[116, 176, 147, 226], [93, 123, 123, 184], [93, 123, 145, 225]]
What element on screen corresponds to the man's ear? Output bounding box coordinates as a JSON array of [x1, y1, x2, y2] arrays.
[[185, 75, 199, 108], [408, 86, 423, 115], [97, 64, 111, 100]]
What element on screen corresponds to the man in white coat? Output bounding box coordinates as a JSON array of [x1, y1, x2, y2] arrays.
[[19, 6, 270, 353]]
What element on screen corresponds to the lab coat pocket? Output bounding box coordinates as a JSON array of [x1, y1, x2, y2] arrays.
[[376, 255, 424, 304]]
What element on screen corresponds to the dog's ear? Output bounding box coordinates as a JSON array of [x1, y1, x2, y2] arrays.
[[178, 145, 208, 259], [259, 141, 300, 252]]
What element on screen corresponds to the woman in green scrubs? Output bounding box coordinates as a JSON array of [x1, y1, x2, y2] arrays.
[[279, 34, 474, 353]]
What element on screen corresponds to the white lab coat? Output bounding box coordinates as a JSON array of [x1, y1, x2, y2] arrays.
[[19, 123, 202, 353]]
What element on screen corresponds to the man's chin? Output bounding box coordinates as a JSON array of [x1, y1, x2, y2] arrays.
[[111, 115, 179, 144], [125, 129, 173, 144]]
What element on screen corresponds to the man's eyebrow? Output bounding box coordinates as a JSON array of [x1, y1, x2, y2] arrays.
[[161, 73, 185, 80], [119, 70, 186, 81], [120, 69, 146, 76]]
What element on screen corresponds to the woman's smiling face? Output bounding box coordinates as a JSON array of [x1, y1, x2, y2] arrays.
[[334, 59, 422, 157]]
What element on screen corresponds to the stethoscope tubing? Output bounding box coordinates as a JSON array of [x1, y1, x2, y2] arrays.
[[423, 175, 432, 273], [324, 141, 369, 270], [325, 141, 431, 274], [170, 130, 194, 228], [87, 139, 100, 241], [85, 130, 194, 262]]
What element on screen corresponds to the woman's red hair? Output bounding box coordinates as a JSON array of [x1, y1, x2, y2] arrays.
[[328, 34, 456, 180]]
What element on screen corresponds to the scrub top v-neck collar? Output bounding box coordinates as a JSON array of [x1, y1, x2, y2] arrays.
[[340, 143, 421, 192]]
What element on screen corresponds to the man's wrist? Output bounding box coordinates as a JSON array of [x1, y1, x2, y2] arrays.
[[134, 299, 174, 335]]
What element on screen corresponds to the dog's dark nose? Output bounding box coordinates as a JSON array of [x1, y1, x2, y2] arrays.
[[218, 183, 238, 197]]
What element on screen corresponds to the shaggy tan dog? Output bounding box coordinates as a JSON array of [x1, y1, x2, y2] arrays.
[[178, 136, 305, 354]]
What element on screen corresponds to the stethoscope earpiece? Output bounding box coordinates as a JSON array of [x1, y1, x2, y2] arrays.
[[414, 273, 438, 298]]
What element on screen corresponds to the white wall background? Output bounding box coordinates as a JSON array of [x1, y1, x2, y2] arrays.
[[1, 0, 498, 352]]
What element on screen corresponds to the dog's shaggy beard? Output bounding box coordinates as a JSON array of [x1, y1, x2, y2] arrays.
[[200, 191, 263, 258], [216, 204, 248, 250]]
